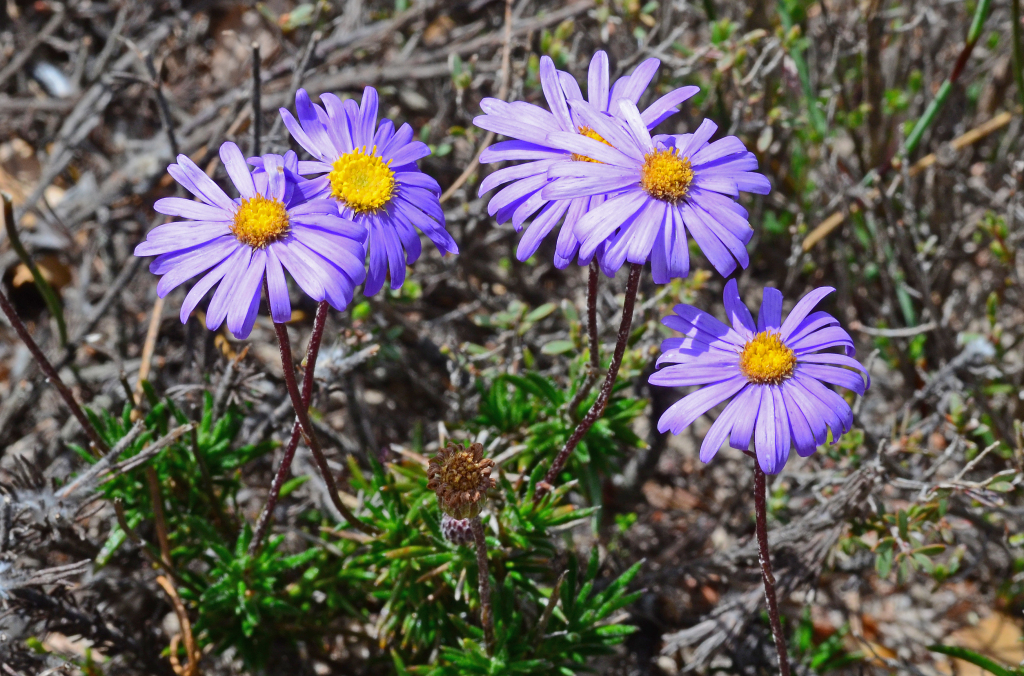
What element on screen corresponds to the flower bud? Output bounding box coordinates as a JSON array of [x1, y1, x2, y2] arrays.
[[441, 514, 474, 545]]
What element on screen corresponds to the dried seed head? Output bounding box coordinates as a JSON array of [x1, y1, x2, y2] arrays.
[[426, 442, 496, 519]]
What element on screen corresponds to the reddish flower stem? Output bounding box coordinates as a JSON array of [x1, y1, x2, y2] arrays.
[[272, 316, 378, 536], [566, 259, 601, 422], [0, 281, 108, 454], [537, 263, 641, 499], [754, 461, 791, 676], [471, 516, 495, 655], [249, 300, 329, 555]]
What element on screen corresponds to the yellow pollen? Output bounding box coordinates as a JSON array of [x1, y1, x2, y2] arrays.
[[640, 148, 694, 203], [739, 331, 796, 385], [571, 125, 613, 163], [231, 195, 289, 248], [329, 146, 395, 213]]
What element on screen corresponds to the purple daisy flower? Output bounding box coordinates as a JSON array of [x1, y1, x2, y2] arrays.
[[473, 51, 698, 267], [279, 86, 458, 296], [649, 280, 869, 474], [134, 142, 367, 339], [542, 99, 771, 282]]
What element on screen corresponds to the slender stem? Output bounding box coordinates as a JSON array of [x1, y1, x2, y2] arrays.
[[142, 52, 179, 158], [146, 466, 172, 569], [471, 517, 495, 655], [1012, 0, 1024, 110], [897, 0, 991, 165], [0, 276, 108, 454], [567, 260, 601, 422], [754, 461, 791, 676], [3, 193, 66, 346], [251, 42, 261, 158], [250, 301, 330, 554], [272, 317, 378, 536], [538, 263, 642, 497]]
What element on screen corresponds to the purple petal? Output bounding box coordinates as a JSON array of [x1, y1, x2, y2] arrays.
[[699, 388, 747, 463], [565, 98, 644, 162], [545, 131, 636, 167], [575, 190, 648, 259], [170, 155, 236, 211], [779, 287, 835, 340], [220, 142, 256, 199], [395, 218, 422, 265], [356, 86, 379, 147], [291, 226, 366, 282], [480, 161, 555, 196], [588, 50, 610, 111], [363, 223, 387, 296], [757, 287, 783, 332], [679, 201, 737, 277], [723, 278, 756, 338], [294, 89, 336, 160], [154, 197, 231, 222], [799, 363, 866, 396], [790, 326, 855, 356], [665, 304, 746, 347], [798, 352, 869, 389], [265, 246, 291, 323], [676, 119, 718, 158], [616, 57, 659, 104], [642, 85, 700, 129], [693, 136, 748, 165], [787, 311, 841, 345], [691, 200, 749, 270], [396, 170, 441, 195], [180, 256, 232, 324], [153, 237, 240, 297], [793, 372, 853, 438], [649, 362, 741, 387], [392, 197, 457, 254], [754, 385, 778, 472], [616, 100, 655, 154], [273, 238, 326, 301], [689, 188, 754, 244], [479, 139, 565, 163], [227, 248, 266, 338], [135, 222, 233, 257], [204, 248, 249, 331], [781, 384, 817, 457], [657, 376, 746, 434], [540, 56, 573, 132], [386, 142, 431, 167], [729, 384, 763, 450]]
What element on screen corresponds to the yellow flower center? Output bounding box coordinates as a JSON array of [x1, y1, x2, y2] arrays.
[[739, 331, 797, 385], [231, 195, 289, 248], [329, 146, 395, 213], [571, 125, 613, 163], [641, 148, 694, 203]]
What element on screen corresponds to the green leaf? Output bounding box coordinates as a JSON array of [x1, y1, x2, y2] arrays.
[[525, 303, 557, 323], [541, 340, 576, 355], [927, 645, 1016, 676]]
